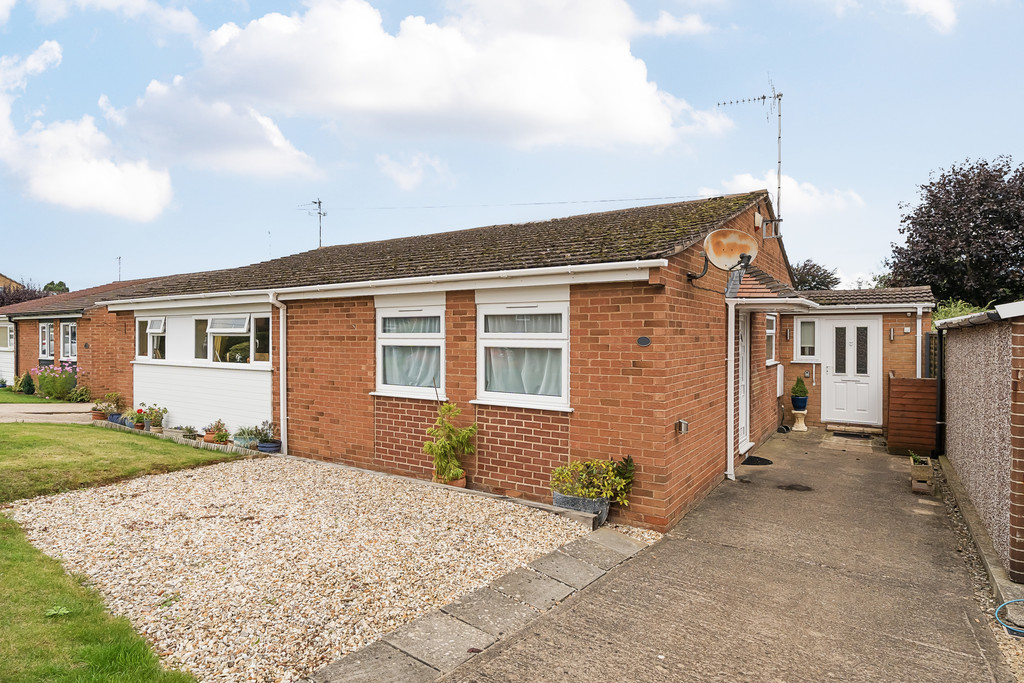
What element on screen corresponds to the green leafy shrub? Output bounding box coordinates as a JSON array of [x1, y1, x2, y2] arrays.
[[103, 392, 126, 413], [254, 420, 279, 443], [67, 385, 91, 402], [423, 402, 476, 482], [12, 373, 24, 392], [550, 456, 635, 506], [20, 372, 34, 395], [31, 363, 78, 400], [791, 377, 809, 397]]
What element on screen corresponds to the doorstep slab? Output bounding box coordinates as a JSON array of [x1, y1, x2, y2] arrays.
[[441, 587, 540, 638], [529, 550, 606, 590], [491, 567, 575, 610], [558, 536, 631, 570], [384, 610, 494, 671], [308, 640, 437, 683]]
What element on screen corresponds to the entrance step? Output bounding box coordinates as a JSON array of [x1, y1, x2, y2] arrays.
[[825, 423, 883, 436]]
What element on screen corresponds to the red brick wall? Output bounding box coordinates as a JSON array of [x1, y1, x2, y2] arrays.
[[15, 320, 38, 375], [375, 396, 438, 478], [77, 307, 135, 406], [476, 407, 570, 499]]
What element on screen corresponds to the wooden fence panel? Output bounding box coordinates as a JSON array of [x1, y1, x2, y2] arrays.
[[887, 377, 937, 455]]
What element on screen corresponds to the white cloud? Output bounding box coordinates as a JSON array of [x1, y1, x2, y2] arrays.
[[701, 171, 864, 216], [98, 94, 126, 126], [0, 0, 16, 24], [27, 0, 199, 34], [901, 0, 956, 33], [0, 42, 172, 221], [184, 0, 721, 148], [376, 152, 452, 190], [641, 10, 712, 36]]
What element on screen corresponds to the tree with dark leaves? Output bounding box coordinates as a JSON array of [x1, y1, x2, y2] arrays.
[[0, 284, 46, 308], [791, 259, 840, 290], [887, 157, 1024, 307]]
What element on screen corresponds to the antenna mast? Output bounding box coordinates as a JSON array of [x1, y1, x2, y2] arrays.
[[298, 199, 328, 248], [717, 82, 783, 235]]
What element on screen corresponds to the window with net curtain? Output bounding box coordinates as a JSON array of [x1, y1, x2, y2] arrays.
[[478, 303, 568, 407], [377, 308, 444, 398]]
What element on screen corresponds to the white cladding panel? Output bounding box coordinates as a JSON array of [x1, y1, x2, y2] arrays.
[[134, 362, 272, 433], [166, 316, 195, 361], [0, 350, 14, 384]]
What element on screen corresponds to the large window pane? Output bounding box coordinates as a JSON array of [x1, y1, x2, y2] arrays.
[[382, 316, 440, 334], [800, 321, 816, 357], [253, 317, 270, 362], [213, 335, 249, 363], [137, 320, 148, 357], [151, 335, 166, 360], [834, 327, 846, 374], [484, 313, 562, 334], [856, 326, 868, 375], [194, 320, 208, 359], [485, 347, 562, 396], [383, 346, 440, 388]]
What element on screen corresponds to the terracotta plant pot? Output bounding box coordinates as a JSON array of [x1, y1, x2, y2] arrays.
[[151, 426, 164, 434], [434, 475, 467, 488], [204, 431, 217, 443], [91, 410, 106, 420], [133, 422, 144, 430]]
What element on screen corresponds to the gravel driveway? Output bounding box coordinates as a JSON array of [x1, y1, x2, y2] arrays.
[[8, 458, 591, 682]]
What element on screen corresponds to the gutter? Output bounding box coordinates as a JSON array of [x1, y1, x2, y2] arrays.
[[98, 260, 670, 308], [269, 293, 288, 455]]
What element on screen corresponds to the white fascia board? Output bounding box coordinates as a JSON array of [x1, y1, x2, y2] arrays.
[[8, 312, 83, 320], [995, 301, 1024, 320], [728, 297, 820, 313], [809, 302, 935, 313], [102, 260, 667, 310]]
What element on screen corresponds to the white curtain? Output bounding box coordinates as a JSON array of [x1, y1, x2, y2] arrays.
[[485, 347, 562, 396], [383, 346, 440, 388], [484, 313, 561, 334], [383, 316, 440, 334]]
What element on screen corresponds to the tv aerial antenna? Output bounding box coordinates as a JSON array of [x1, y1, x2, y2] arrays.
[[298, 198, 327, 248], [717, 80, 783, 237]]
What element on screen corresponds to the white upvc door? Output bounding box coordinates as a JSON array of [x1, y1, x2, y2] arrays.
[[738, 313, 752, 451], [821, 318, 882, 425]]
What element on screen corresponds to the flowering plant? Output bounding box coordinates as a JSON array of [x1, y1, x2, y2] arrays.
[[139, 402, 168, 426], [132, 408, 146, 425], [29, 362, 80, 400]]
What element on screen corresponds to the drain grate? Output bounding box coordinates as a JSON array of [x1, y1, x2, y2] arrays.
[[834, 432, 871, 440], [777, 484, 813, 491], [742, 455, 773, 466]]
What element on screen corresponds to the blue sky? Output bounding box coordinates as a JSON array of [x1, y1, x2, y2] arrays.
[[1, 0, 1021, 290]]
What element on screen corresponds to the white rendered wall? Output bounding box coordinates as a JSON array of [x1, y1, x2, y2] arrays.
[[134, 361, 272, 433]]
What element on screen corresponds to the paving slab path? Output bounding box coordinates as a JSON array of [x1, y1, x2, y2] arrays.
[[0, 402, 91, 423], [439, 429, 1012, 683]]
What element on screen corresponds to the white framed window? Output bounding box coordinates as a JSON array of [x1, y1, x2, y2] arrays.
[[193, 314, 271, 364], [39, 322, 54, 359], [60, 322, 77, 360], [0, 324, 13, 350], [765, 314, 777, 364], [794, 318, 819, 361], [375, 302, 445, 399], [477, 301, 569, 410], [136, 317, 166, 360]]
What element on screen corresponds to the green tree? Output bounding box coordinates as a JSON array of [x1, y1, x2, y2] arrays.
[[790, 259, 840, 290], [887, 157, 1024, 307], [43, 281, 69, 294]]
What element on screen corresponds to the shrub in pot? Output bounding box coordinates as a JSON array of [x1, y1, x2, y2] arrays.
[[204, 419, 227, 443], [550, 456, 635, 526], [256, 420, 282, 453], [791, 377, 809, 411], [423, 402, 476, 487]]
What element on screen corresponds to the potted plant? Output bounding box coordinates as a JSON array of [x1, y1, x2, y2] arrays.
[[791, 377, 809, 411], [256, 420, 282, 453], [0, 376, 6, 388], [550, 456, 635, 526], [213, 429, 230, 445], [180, 425, 200, 441], [423, 402, 476, 488], [143, 403, 168, 434], [131, 408, 146, 429], [910, 451, 933, 493], [204, 419, 227, 443], [90, 401, 110, 421], [233, 426, 261, 449], [103, 393, 125, 423]]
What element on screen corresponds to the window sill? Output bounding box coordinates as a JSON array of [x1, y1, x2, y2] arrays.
[[131, 359, 272, 371], [370, 390, 448, 402], [470, 399, 573, 413], [791, 358, 821, 364], [766, 360, 779, 368]]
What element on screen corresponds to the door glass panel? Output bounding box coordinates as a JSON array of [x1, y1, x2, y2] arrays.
[[834, 327, 846, 374], [856, 326, 868, 375]]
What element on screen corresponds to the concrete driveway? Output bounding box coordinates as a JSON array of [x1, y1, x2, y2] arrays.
[[443, 429, 1011, 682], [0, 402, 92, 424]]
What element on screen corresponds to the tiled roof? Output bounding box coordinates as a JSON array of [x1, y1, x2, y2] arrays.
[[736, 266, 798, 298], [0, 279, 158, 317], [801, 286, 935, 306], [105, 192, 769, 300]]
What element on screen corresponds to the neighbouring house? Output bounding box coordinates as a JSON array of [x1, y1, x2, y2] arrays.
[[937, 301, 1024, 583], [0, 279, 156, 402], [776, 287, 936, 440], [0, 272, 24, 290], [100, 190, 817, 530]]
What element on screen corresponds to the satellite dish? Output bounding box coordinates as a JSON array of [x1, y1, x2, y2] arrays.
[[703, 229, 759, 270]]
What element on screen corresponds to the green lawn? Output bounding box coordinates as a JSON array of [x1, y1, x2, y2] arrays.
[[0, 424, 246, 681], [0, 388, 64, 404]]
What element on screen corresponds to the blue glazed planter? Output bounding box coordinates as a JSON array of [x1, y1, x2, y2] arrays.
[[257, 440, 282, 454], [107, 413, 122, 423], [791, 396, 808, 411]]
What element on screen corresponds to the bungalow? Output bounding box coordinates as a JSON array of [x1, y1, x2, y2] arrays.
[[0, 279, 156, 401], [100, 191, 817, 530]]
